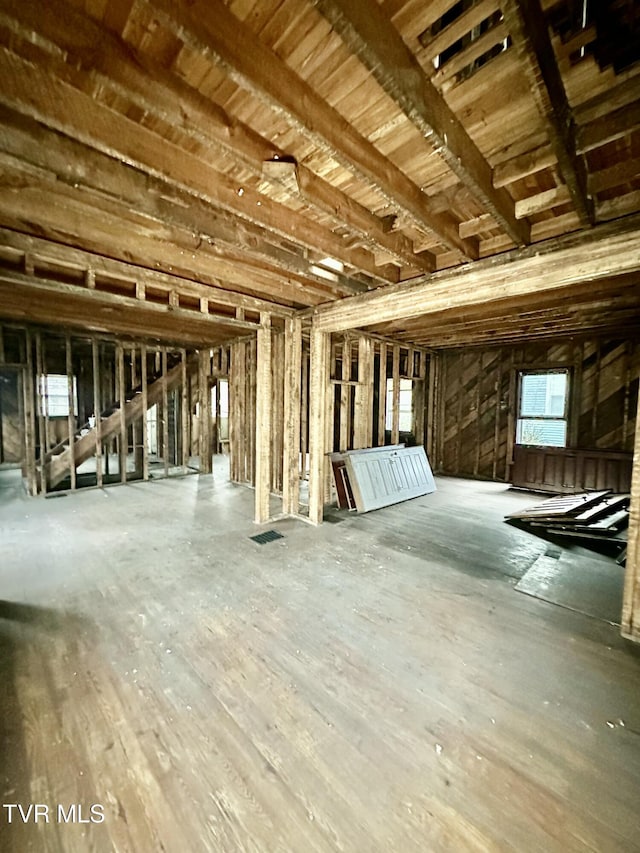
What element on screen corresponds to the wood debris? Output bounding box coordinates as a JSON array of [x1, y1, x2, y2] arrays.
[[506, 491, 629, 563]]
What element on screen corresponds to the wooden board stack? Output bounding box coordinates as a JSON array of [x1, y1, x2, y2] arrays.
[[505, 490, 629, 564]]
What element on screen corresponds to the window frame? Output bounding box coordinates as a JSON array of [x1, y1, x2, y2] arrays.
[[515, 368, 571, 448], [38, 373, 78, 418], [385, 377, 413, 434]]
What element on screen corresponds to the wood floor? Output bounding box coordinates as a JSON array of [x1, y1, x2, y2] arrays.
[[1, 465, 639, 852]]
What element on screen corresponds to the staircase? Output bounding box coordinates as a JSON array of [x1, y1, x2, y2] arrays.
[[42, 356, 190, 490]]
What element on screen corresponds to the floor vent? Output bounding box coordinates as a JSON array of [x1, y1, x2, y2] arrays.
[[250, 529, 284, 545], [45, 492, 67, 499]]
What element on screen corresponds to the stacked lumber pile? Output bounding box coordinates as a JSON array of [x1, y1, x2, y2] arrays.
[[505, 491, 629, 564]]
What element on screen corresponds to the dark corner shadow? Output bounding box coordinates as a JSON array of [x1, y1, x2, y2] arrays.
[[622, 637, 640, 661], [0, 600, 91, 632], [0, 601, 94, 852]]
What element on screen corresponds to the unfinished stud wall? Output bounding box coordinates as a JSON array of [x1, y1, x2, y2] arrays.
[[229, 333, 286, 492], [328, 335, 429, 452], [436, 338, 640, 481], [228, 330, 431, 509], [0, 322, 225, 495]]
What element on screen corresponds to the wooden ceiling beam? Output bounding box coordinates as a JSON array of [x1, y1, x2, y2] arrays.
[[390, 285, 640, 345], [577, 100, 640, 153], [596, 190, 640, 223], [0, 44, 389, 287], [589, 158, 640, 195], [374, 275, 640, 335], [0, 185, 338, 308], [574, 75, 640, 126], [312, 214, 640, 332], [310, 0, 529, 247], [418, 0, 501, 65], [405, 319, 640, 349], [0, 227, 297, 318], [514, 185, 572, 219], [0, 274, 252, 348], [500, 0, 593, 225], [381, 300, 640, 345], [146, 0, 476, 259], [0, 0, 430, 275], [432, 20, 509, 89], [0, 113, 371, 298], [493, 143, 556, 188]]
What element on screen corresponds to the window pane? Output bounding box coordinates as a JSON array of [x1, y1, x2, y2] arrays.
[[520, 372, 567, 418], [386, 378, 413, 432], [39, 374, 77, 417], [516, 418, 567, 447]]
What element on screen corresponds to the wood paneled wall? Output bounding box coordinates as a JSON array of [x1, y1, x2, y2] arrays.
[[436, 339, 640, 481], [0, 368, 22, 463]]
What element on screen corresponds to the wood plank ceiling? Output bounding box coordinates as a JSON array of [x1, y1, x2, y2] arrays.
[[0, 0, 638, 347]]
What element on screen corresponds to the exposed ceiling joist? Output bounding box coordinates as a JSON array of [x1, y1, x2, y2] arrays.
[[493, 143, 556, 188], [313, 214, 640, 332], [146, 0, 478, 259], [0, 229, 296, 317], [0, 263, 259, 346], [577, 99, 640, 154], [0, 46, 392, 290], [0, 0, 430, 275], [0, 113, 373, 300], [374, 276, 640, 345], [500, 0, 594, 226], [310, 0, 530, 247]]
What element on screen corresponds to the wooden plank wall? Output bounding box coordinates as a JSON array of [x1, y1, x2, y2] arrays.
[[437, 339, 640, 481], [0, 325, 25, 465], [0, 368, 22, 463]]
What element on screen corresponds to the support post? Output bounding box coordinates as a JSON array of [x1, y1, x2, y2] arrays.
[[117, 344, 127, 483], [413, 350, 427, 448], [354, 336, 374, 449], [23, 330, 37, 495], [255, 315, 273, 523], [181, 348, 189, 468], [300, 345, 309, 475], [622, 392, 640, 641], [141, 344, 149, 481], [282, 317, 302, 516], [426, 354, 437, 460], [339, 335, 351, 451], [391, 344, 400, 445], [35, 332, 46, 493], [308, 327, 329, 525], [92, 340, 103, 488], [163, 347, 170, 477], [378, 342, 387, 446], [65, 335, 76, 491], [131, 346, 143, 476], [198, 349, 211, 474]]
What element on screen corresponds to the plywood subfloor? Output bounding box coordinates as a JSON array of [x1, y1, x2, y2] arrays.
[[0, 469, 639, 852]]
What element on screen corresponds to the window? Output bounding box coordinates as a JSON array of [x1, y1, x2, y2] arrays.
[[38, 374, 77, 417], [516, 370, 569, 447], [386, 378, 413, 433]]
